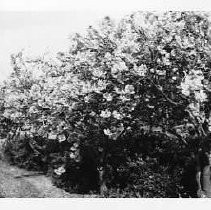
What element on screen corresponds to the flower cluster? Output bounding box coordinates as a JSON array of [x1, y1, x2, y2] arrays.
[[54, 166, 66, 176]]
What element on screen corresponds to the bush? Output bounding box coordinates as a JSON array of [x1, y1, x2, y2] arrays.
[[99, 156, 184, 198], [1, 11, 211, 197]]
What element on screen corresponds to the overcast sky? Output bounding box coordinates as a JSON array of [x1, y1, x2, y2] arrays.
[[0, 0, 211, 83], [0, 11, 128, 83]]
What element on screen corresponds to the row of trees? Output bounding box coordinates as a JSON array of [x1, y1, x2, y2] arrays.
[[1, 11, 211, 197]]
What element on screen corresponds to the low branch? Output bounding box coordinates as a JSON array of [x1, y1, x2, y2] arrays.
[[164, 130, 188, 145], [186, 109, 207, 137], [148, 78, 183, 106]]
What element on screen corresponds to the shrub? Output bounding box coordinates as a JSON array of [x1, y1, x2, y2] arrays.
[[100, 156, 184, 198], [1, 11, 211, 197]]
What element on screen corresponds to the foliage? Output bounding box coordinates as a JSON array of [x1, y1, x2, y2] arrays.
[[101, 156, 183, 198], [1, 11, 211, 197]]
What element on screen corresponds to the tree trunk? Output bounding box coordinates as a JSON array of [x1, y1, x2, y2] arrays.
[[98, 166, 107, 196]]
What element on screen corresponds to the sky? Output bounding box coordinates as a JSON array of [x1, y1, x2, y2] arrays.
[[0, 11, 127, 83], [0, 0, 211, 83]]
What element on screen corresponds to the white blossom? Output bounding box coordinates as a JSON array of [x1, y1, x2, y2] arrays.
[[112, 110, 122, 120], [58, 134, 66, 142], [54, 166, 66, 176], [103, 93, 113, 102], [100, 109, 112, 118]]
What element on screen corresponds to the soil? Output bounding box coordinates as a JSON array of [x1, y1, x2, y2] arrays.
[[0, 160, 97, 198]]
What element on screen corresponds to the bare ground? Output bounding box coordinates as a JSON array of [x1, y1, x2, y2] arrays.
[[0, 160, 97, 198]]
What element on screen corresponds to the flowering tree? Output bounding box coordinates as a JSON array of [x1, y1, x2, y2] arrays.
[[56, 12, 211, 144], [1, 11, 211, 196]]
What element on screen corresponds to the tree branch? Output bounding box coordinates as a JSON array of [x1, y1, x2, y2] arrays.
[[185, 109, 206, 137], [148, 78, 183, 106]]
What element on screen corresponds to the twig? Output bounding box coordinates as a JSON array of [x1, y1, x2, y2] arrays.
[[148, 78, 183, 106]]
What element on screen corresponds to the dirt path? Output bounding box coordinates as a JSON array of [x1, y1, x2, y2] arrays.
[[0, 160, 96, 198]]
